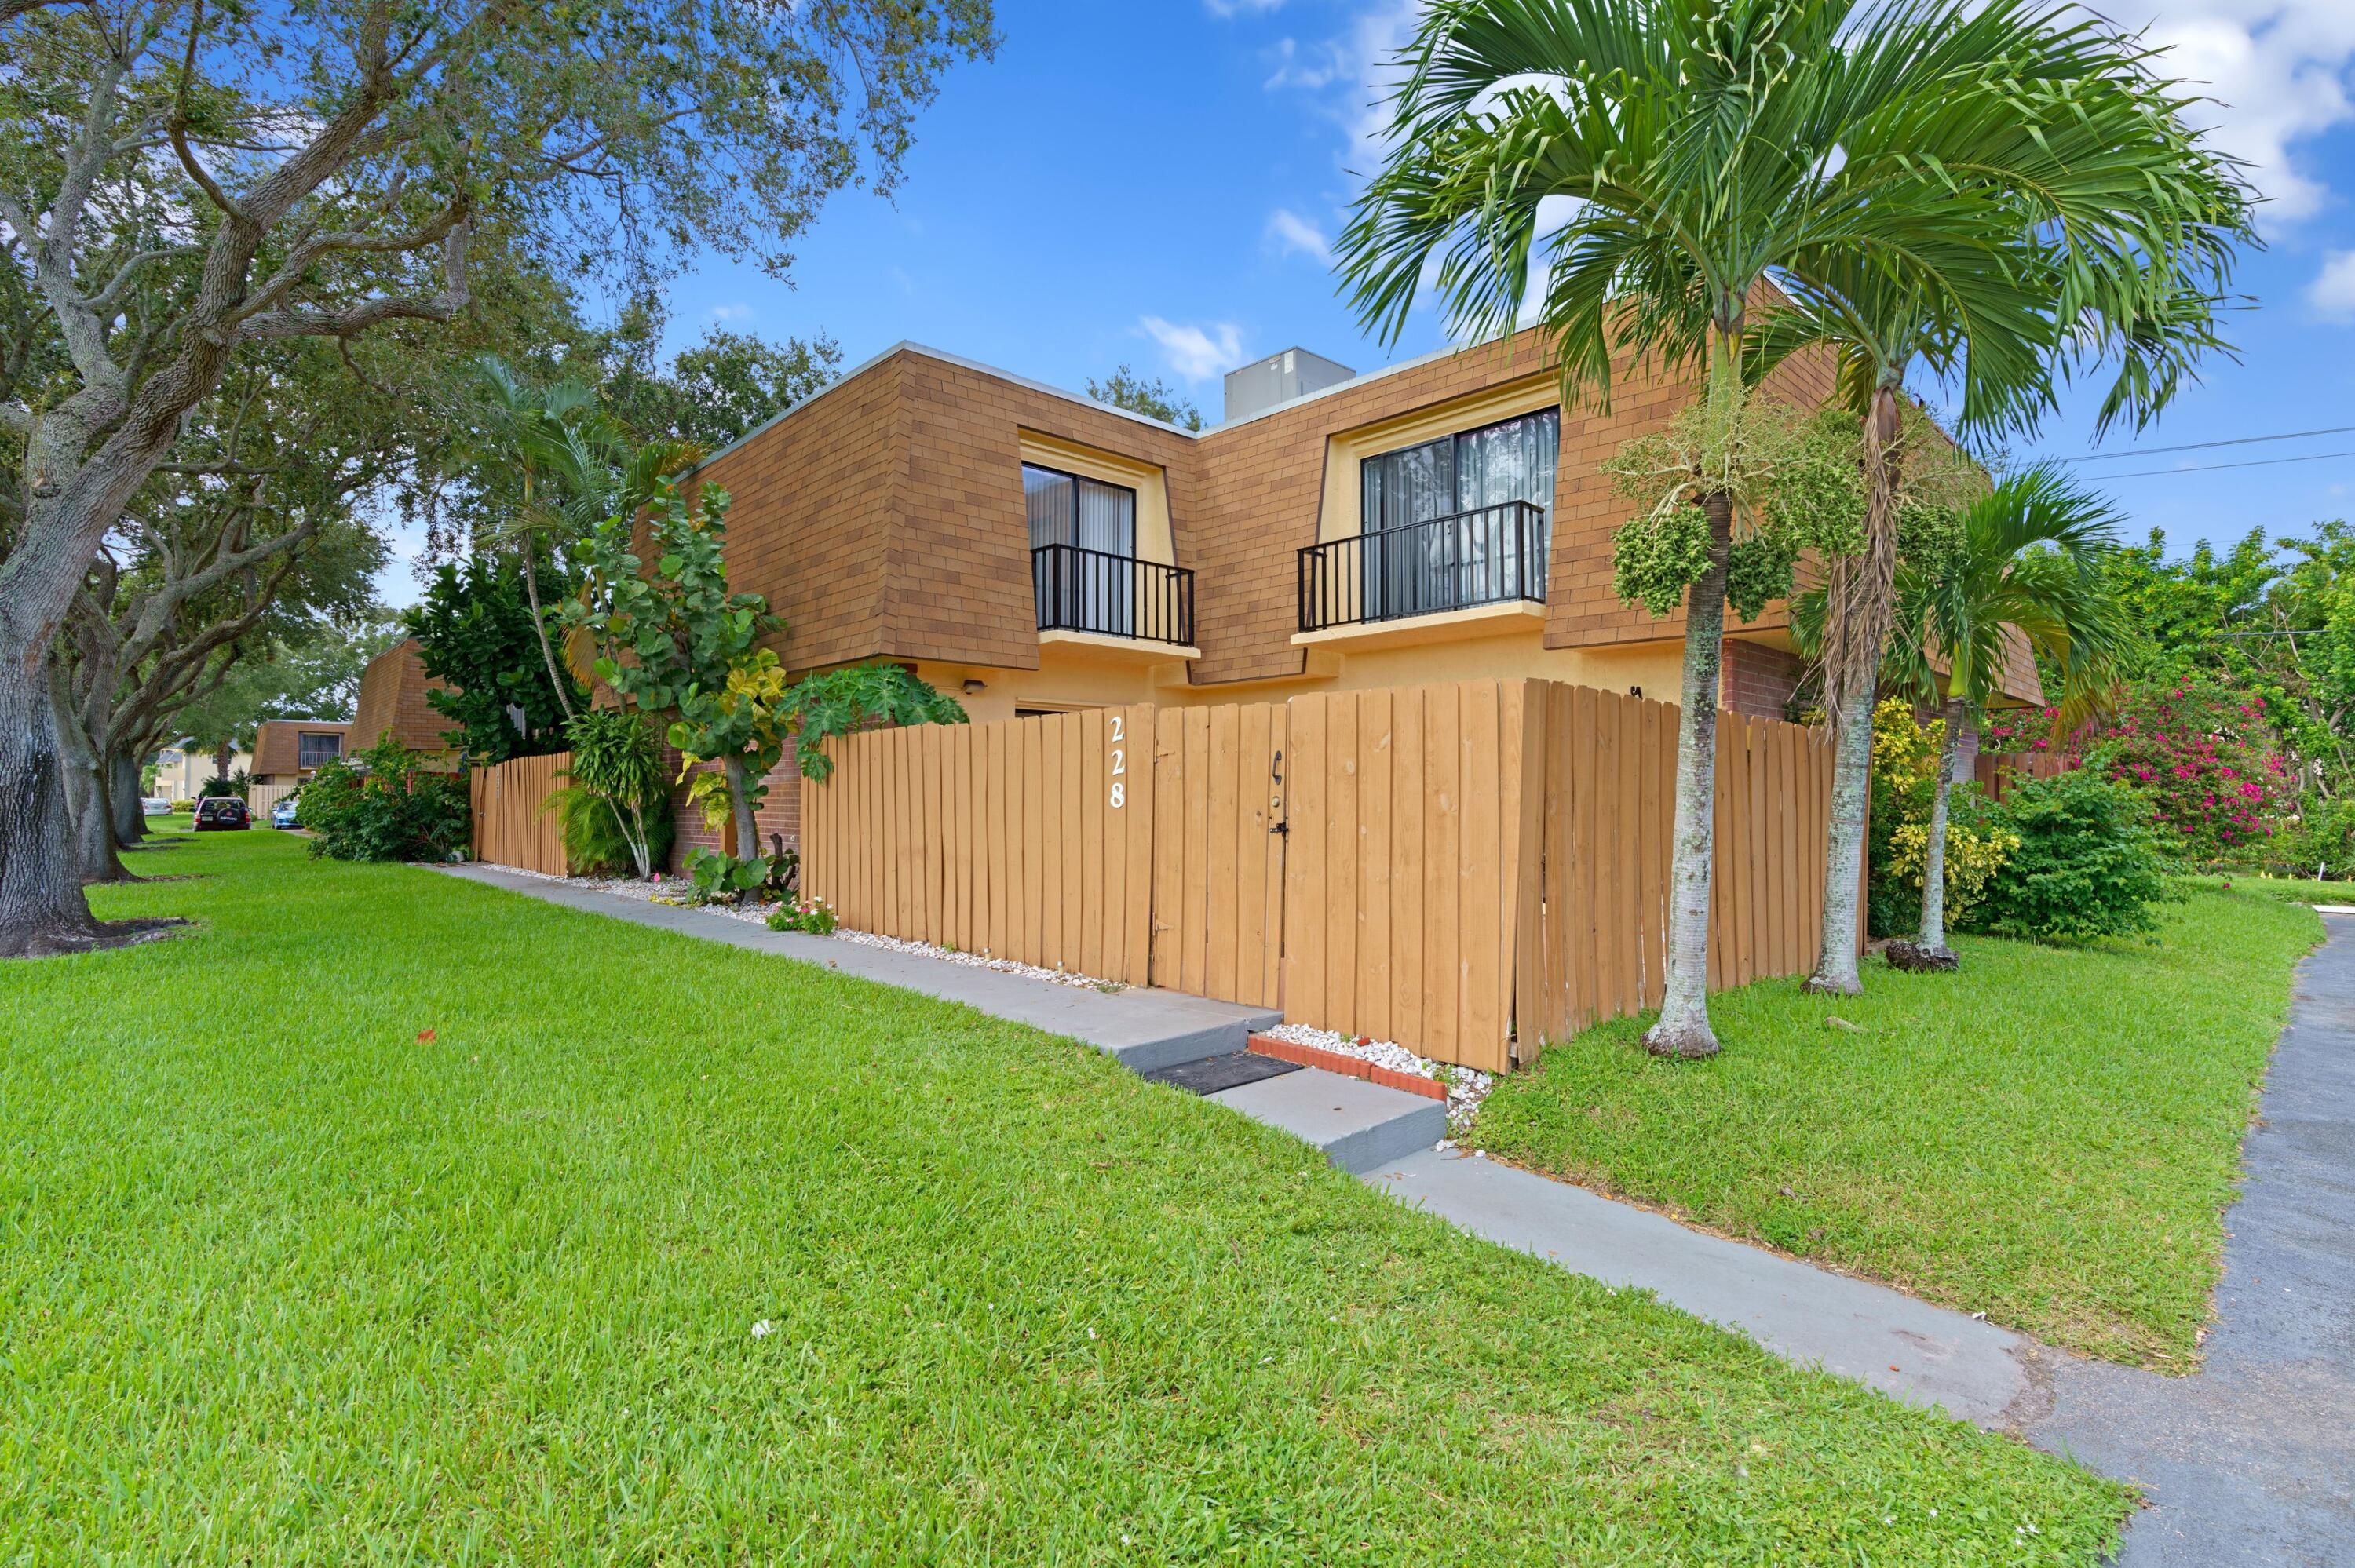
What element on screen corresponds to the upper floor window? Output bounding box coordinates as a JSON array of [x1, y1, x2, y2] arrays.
[[1022, 462, 1136, 558], [1327, 408, 1560, 626], [297, 731, 342, 771], [1360, 407, 1560, 531]]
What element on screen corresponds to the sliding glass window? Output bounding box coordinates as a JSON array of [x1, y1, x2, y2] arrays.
[[1024, 462, 1138, 635], [1356, 408, 1559, 620]]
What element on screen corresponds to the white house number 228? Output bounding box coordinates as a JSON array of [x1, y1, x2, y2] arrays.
[[1108, 714, 1126, 809]]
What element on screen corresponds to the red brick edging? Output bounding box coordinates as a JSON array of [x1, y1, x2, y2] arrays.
[[1245, 1034, 1448, 1101]]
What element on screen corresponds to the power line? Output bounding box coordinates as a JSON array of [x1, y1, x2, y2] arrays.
[[2083, 447, 2355, 481], [2052, 423, 2355, 464]]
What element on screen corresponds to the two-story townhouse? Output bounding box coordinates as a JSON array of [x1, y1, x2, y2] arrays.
[[640, 326, 2039, 862]]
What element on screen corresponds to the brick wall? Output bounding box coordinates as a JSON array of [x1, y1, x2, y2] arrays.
[[1721, 640, 1808, 720], [667, 752, 804, 873]]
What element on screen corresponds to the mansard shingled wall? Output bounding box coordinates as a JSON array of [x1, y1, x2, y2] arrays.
[[1188, 333, 1558, 685], [694, 354, 904, 671], [884, 352, 1201, 669]]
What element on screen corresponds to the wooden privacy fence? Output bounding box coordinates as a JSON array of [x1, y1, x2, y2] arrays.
[[802, 680, 1835, 1073], [469, 749, 570, 875], [1974, 749, 2076, 801]]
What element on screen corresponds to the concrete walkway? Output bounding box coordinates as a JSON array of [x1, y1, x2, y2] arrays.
[[2018, 916, 2355, 1566]]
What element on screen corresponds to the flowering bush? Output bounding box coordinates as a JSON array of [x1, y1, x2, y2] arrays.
[[767, 897, 838, 935], [2064, 679, 2291, 864]]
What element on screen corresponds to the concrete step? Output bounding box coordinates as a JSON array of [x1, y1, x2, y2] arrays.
[[1210, 1067, 1448, 1175]]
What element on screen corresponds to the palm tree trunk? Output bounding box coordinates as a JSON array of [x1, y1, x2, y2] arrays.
[[1807, 679, 1874, 994], [1645, 490, 1732, 1059], [1808, 384, 1904, 993], [1919, 696, 1967, 957], [518, 536, 576, 724]]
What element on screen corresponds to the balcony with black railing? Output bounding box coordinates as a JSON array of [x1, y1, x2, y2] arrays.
[[1297, 499, 1550, 634], [1031, 544, 1196, 647]]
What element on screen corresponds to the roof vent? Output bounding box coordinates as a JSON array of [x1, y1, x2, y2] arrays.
[[1222, 347, 1356, 423]]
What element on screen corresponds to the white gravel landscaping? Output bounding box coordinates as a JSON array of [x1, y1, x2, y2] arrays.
[[1259, 1022, 1495, 1130], [479, 865, 1128, 990]]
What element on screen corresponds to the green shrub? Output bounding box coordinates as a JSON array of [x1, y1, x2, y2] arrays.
[[198, 771, 248, 801], [677, 847, 797, 906], [548, 782, 675, 877], [1965, 770, 2172, 943], [2262, 793, 2355, 881], [170, 799, 197, 816], [560, 708, 671, 879], [298, 738, 470, 863]]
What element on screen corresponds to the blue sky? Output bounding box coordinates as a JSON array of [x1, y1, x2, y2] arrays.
[[387, 1, 2355, 603]]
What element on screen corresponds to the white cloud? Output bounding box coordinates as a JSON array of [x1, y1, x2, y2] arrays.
[[2109, 2, 2355, 226], [1139, 317, 1247, 381], [1265, 207, 1331, 260], [1272, 2, 2355, 226], [1206, 0, 1284, 16], [708, 302, 752, 323], [2307, 250, 2355, 320]]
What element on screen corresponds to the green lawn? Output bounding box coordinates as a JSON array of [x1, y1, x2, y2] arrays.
[[0, 830, 2126, 1563], [2187, 871, 2355, 906], [1476, 888, 2320, 1369]]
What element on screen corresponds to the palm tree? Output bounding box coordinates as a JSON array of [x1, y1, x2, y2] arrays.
[[1884, 465, 2124, 961], [1336, 0, 2240, 1056], [470, 358, 703, 713], [1771, 179, 2248, 997]]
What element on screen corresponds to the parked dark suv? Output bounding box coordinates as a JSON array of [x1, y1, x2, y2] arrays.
[[194, 797, 250, 831]]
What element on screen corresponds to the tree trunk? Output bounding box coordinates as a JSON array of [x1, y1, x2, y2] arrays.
[[1643, 491, 1732, 1060], [1919, 696, 1967, 957], [1806, 680, 1874, 994], [111, 749, 146, 846], [214, 740, 233, 789], [518, 538, 577, 723], [1807, 383, 1904, 993], [52, 665, 134, 884], [721, 754, 760, 865], [0, 661, 115, 956]]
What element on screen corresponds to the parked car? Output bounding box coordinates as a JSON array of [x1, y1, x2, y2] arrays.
[[141, 796, 171, 815], [270, 797, 300, 828], [194, 797, 250, 831]]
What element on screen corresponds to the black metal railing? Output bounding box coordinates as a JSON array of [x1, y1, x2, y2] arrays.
[[1298, 499, 1550, 633], [1031, 544, 1196, 645]]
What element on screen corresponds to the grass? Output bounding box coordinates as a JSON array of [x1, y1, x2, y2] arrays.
[[0, 829, 2130, 1563], [1476, 888, 2320, 1369], [2185, 871, 2355, 906]]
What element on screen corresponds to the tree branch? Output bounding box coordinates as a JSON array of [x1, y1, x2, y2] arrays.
[[237, 221, 471, 341]]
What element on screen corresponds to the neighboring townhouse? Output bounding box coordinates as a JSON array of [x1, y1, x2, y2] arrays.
[[351, 638, 458, 765], [668, 325, 2040, 862], [151, 743, 251, 801], [248, 720, 352, 813]]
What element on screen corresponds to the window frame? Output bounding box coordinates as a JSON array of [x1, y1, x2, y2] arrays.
[[295, 731, 343, 771], [1359, 405, 1562, 532], [1020, 461, 1139, 557]]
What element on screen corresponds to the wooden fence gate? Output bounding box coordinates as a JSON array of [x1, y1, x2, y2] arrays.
[[469, 750, 570, 875], [801, 679, 1835, 1073]]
